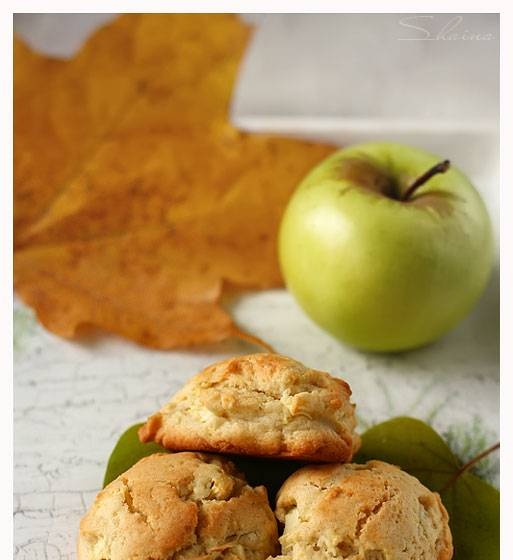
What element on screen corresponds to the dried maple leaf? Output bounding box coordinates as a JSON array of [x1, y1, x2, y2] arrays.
[[14, 14, 335, 349]]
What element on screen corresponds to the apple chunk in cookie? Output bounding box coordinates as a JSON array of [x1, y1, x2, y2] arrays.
[[138, 353, 359, 462], [274, 460, 453, 560], [78, 452, 279, 560]]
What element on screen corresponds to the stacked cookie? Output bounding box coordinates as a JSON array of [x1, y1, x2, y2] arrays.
[[78, 354, 453, 560]]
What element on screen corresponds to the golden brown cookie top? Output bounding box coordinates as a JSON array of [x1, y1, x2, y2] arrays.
[[78, 452, 279, 560], [139, 353, 359, 462], [274, 460, 453, 560]]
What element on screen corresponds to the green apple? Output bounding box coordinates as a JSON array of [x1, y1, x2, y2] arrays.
[[278, 142, 494, 352]]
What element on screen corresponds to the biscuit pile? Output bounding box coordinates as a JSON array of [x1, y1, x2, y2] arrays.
[[78, 353, 453, 560]]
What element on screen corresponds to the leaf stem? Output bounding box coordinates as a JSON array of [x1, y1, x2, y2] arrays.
[[233, 328, 275, 353], [441, 442, 500, 491], [401, 160, 451, 201]]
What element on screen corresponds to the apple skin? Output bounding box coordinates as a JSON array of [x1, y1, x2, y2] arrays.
[[278, 142, 494, 352]]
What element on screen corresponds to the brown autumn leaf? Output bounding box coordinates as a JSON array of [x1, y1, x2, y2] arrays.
[[14, 14, 335, 349]]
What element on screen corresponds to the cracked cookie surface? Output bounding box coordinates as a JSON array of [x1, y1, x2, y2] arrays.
[[273, 460, 453, 560], [138, 353, 359, 462], [78, 452, 279, 560]]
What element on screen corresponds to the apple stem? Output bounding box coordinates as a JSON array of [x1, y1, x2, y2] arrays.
[[401, 160, 451, 201], [441, 441, 500, 491]]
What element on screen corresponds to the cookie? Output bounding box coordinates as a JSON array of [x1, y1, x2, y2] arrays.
[[78, 452, 279, 560], [274, 460, 453, 560], [139, 353, 359, 462]]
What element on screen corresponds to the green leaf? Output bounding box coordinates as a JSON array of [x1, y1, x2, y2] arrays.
[[442, 471, 499, 560], [354, 416, 499, 560], [103, 423, 168, 487]]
